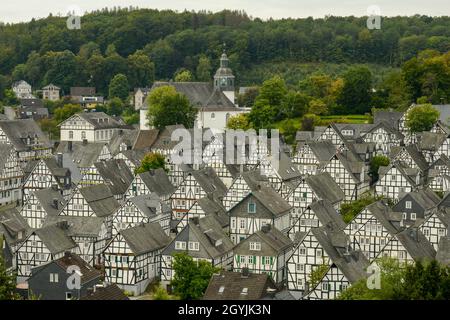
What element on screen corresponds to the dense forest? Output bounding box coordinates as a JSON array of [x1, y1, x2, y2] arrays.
[[0, 8, 449, 98]]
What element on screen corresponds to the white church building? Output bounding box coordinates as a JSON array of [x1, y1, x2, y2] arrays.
[[140, 51, 249, 131]]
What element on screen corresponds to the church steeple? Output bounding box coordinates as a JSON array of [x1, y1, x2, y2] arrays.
[[214, 46, 235, 92]]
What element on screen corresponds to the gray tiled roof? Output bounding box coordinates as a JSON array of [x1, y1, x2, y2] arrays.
[[34, 224, 77, 254], [191, 167, 228, 197], [138, 169, 175, 198], [56, 141, 108, 168], [94, 159, 133, 196], [33, 188, 66, 217], [436, 236, 450, 266], [0, 119, 51, 151], [79, 184, 120, 217], [305, 173, 345, 205], [0, 209, 30, 246], [235, 225, 292, 256], [396, 228, 436, 261], [120, 222, 170, 255], [309, 200, 347, 230]]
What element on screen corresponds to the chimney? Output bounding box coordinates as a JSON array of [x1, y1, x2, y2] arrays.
[[56, 153, 63, 167], [52, 198, 59, 209], [68, 141, 73, 152], [261, 224, 271, 233]]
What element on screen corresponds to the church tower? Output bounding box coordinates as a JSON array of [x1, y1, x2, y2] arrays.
[[214, 50, 236, 104]]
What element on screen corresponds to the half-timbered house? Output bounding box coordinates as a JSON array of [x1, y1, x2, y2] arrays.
[[228, 186, 292, 244], [103, 222, 171, 296], [0, 144, 24, 206], [0, 209, 30, 271], [375, 162, 420, 201], [160, 215, 234, 287], [428, 154, 450, 192], [392, 189, 440, 226], [233, 224, 293, 285], [125, 168, 175, 203], [292, 140, 335, 176], [361, 121, 404, 156]]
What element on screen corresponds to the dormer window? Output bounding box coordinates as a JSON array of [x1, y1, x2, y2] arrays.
[[405, 201, 412, 209], [241, 288, 248, 295], [248, 202, 256, 213], [218, 286, 225, 294]]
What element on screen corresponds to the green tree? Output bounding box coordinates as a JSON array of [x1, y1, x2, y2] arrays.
[[54, 104, 83, 123], [237, 87, 259, 108], [301, 114, 320, 131], [337, 66, 372, 114], [106, 97, 124, 116], [406, 104, 440, 133], [171, 252, 220, 300], [135, 152, 167, 174], [226, 113, 251, 130], [341, 194, 381, 223], [146, 86, 197, 129], [108, 73, 130, 102], [370, 155, 390, 182], [174, 69, 193, 82], [196, 55, 212, 82], [0, 255, 19, 300], [127, 50, 155, 89], [3, 89, 19, 106]]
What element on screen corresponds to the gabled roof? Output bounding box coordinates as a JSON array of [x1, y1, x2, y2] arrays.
[[0, 144, 14, 173], [235, 225, 292, 256], [0, 119, 51, 151], [308, 200, 347, 230], [378, 162, 419, 187], [120, 223, 170, 255], [33, 188, 66, 217], [367, 201, 402, 235], [147, 82, 237, 111], [56, 141, 109, 168], [79, 184, 120, 217], [44, 216, 105, 237], [188, 215, 235, 259], [204, 271, 277, 300], [236, 186, 291, 217], [70, 87, 96, 97], [307, 140, 337, 162], [190, 167, 227, 197], [396, 228, 436, 261], [363, 120, 404, 139], [137, 169, 175, 197], [94, 159, 133, 196], [150, 124, 186, 150], [394, 190, 440, 213], [62, 112, 123, 130], [240, 170, 271, 191], [418, 132, 447, 152], [305, 173, 345, 205], [311, 225, 370, 283], [128, 193, 170, 219], [32, 252, 101, 284], [436, 236, 450, 266], [373, 110, 403, 129], [20, 99, 44, 108], [80, 284, 129, 300], [404, 145, 429, 172], [0, 209, 30, 246], [34, 224, 77, 254]]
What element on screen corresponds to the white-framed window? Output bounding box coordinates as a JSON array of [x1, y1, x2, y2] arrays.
[[248, 202, 256, 213], [188, 241, 200, 251], [322, 282, 329, 292], [403, 212, 407, 220], [296, 264, 305, 272], [239, 219, 246, 229], [299, 248, 306, 256], [411, 213, 416, 220], [69, 131, 73, 139], [240, 255, 246, 263], [297, 278, 303, 287], [175, 241, 186, 250], [50, 273, 59, 283], [249, 242, 261, 251], [316, 248, 323, 258], [211, 113, 215, 119], [405, 201, 412, 209]]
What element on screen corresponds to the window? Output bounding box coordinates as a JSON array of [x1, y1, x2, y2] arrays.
[[81, 131, 86, 139], [403, 212, 407, 220], [299, 248, 306, 256], [50, 273, 59, 283], [248, 202, 256, 213], [316, 249, 323, 258], [250, 242, 261, 251], [211, 113, 215, 119], [69, 131, 73, 139], [296, 264, 305, 272], [411, 213, 416, 220], [175, 241, 186, 250], [239, 219, 246, 229], [218, 286, 225, 294], [438, 229, 445, 236], [66, 292, 73, 300], [405, 201, 412, 209], [240, 256, 246, 263], [241, 288, 248, 295], [322, 282, 329, 292], [188, 241, 200, 251], [391, 175, 396, 181]]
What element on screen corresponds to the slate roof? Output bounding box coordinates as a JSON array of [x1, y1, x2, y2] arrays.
[[138, 169, 175, 198], [241, 170, 271, 191], [247, 186, 292, 217], [373, 110, 403, 129], [120, 222, 170, 255], [187, 215, 235, 259], [0, 144, 14, 173], [94, 159, 133, 196], [70, 87, 96, 97], [43, 216, 105, 237], [33, 188, 66, 217], [366, 201, 401, 235], [79, 184, 120, 217], [128, 193, 170, 219], [432, 105, 450, 127], [309, 200, 347, 230], [396, 228, 436, 261], [146, 82, 237, 111], [0, 209, 30, 246], [395, 189, 441, 213], [150, 124, 186, 150], [190, 167, 228, 197], [73, 112, 124, 130], [235, 225, 293, 256], [307, 140, 337, 162], [0, 119, 51, 151], [311, 225, 370, 284], [418, 132, 447, 152], [305, 173, 345, 205], [204, 271, 277, 300], [80, 284, 129, 300], [56, 141, 108, 168], [20, 99, 44, 108], [54, 253, 101, 284], [34, 224, 77, 254], [108, 128, 139, 155]]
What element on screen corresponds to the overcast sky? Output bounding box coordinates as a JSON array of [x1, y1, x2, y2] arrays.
[[1, 0, 449, 23]]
